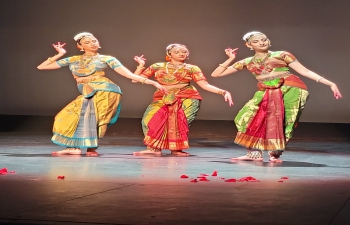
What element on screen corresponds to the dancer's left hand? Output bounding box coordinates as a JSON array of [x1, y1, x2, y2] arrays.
[[224, 92, 234, 106], [154, 83, 169, 94], [331, 84, 342, 99]]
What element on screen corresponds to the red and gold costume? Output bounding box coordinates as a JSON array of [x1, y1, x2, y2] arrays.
[[232, 51, 309, 151], [141, 62, 206, 150]]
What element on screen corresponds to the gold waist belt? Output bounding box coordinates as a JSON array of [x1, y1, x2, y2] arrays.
[[77, 75, 104, 84], [256, 72, 290, 82]]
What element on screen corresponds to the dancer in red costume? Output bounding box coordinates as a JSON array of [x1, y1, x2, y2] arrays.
[[133, 44, 233, 156]]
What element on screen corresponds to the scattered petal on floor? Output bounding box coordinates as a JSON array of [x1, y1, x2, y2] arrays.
[[281, 176, 289, 179], [200, 173, 209, 176], [238, 176, 257, 182], [180, 175, 189, 178], [190, 179, 198, 183], [278, 180, 284, 182], [212, 170, 218, 176], [0, 168, 15, 175], [225, 178, 237, 182], [57, 176, 65, 179], [197, 176, 207, 179], [199, 177, 210, 181]]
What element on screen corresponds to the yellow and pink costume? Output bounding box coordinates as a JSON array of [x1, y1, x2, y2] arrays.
[[52, 54, 122, 148], [232, 51, 309, 151], [141, 62, 206, 150]]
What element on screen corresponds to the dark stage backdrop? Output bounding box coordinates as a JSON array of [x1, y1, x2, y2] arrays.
[[1, 0, 349, 122]]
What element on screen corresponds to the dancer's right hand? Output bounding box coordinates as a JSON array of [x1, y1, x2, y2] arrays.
[[52, 42, 66, 55], [225, 48, 238, 59], [133, 55, 146, 67]]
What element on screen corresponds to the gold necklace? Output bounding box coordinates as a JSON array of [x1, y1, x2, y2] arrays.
[[165, 62, 185, 78], [79, 54, 99, 69], [252, 52, 270, 75]]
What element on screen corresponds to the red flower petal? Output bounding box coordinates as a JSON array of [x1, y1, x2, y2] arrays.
[[190, 179, 198, 183], [57, 176, 65, 179], [180, 175, 189, 178], [278, 180, 284, 182], [281, 176, 289, 180], [225, 179, 237, 182], [238, 176, 257, 182], [200, 173, 209, 176], [197, 176, 206, 179], [199, 178, 210, 182], [0, 168, 8, 173]]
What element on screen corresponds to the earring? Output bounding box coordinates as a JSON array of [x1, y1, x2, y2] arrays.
[[249, 48, 253, 50], [98, 46, 101, 49], [80, 48, 84, 52]]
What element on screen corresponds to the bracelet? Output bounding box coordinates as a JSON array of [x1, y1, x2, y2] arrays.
[[219, 64, 228, 69], [316, 77, 324, 82], [218, 90, 227, 96], [141, 78, 147, 84], [48, 57, 54, 62], [137, 65, 145, 70]]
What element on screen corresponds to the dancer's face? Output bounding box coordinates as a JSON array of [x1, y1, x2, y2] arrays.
[[169, 47, 188, 62], [80, 36, 100, 52], [247, 35, 269, 52]]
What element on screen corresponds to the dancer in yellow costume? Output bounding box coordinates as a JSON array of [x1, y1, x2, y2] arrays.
[[132, 44, 234, 156], [212, 31, 342, 162], [37, 32, 167, 156]]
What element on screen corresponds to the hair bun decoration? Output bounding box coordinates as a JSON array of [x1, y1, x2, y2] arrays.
[[74, 32, 94, 42], [242, 31, 264, 43]]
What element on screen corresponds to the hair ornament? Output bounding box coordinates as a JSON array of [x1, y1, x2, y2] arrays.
[[74, 32, 94, 43]]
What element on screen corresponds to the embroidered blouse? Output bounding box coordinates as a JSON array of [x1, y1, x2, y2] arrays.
[[56, 54, 122, 77], [142, 62, 207, 85], [231, 51, 297, 78]]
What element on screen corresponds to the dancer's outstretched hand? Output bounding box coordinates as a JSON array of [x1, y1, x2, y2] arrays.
[[331, 84, 342, 99]]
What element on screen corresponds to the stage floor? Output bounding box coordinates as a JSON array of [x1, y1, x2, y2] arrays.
[[0, 118, 349, 225]]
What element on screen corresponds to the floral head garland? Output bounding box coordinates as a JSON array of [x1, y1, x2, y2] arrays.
[[74, 32, 95, 44]]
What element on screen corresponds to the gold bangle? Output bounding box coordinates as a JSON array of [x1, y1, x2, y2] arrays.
[[316, 77, 324, 82], [48, 57, 53, 62], [137, 66, 145, 70], [219, 64, 228, 69], [141, 78, 147, 84], [218, 90, 227, 96]]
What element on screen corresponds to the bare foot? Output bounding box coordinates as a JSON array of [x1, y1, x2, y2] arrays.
[[133, 149, 162, 156], [171, 150, 190, 156], [269, 157, 283, 163], [86, 148, 98, 157], [231, 155, 263, 161], [52, 148, 82, 156]]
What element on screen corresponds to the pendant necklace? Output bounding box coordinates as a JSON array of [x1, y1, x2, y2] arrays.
[[252, 52, 270, 75], [165, 62, 185, 78]]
